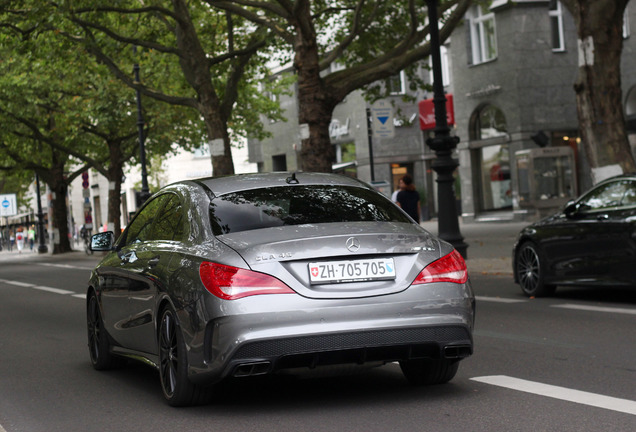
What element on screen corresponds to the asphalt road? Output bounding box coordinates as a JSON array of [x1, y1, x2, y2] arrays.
[[1, 250, 635, 431]]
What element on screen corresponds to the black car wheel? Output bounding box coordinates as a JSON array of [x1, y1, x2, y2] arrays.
[[515, 242, 556, 297], [87, 292, 120, 370], [399, 358, 459, 385], [158, 305, 210, 407]]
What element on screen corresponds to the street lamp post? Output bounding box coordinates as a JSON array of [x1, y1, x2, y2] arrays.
[[133, 47, 151, 206], [425, 0, 468, 258], [34, 173, 48, 254]]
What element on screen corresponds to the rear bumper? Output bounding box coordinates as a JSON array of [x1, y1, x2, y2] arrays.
[[184, 283, 474, 385], [223, 324, 473, 379]]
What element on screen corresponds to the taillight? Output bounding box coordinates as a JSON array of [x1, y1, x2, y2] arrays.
[[199, 262, 295, 300], [411, 250, 468, 285]]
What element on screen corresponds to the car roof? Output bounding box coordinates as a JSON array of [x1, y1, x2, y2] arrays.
[[597, 172, 636, 184], [190, 172, 373, 196]]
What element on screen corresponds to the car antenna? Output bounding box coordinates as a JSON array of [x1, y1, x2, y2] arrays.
[[286, 172, 299, 184]]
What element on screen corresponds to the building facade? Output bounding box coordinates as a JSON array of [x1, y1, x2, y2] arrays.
[[453, 0, 636, 221], [247, 63, 451, 220], [249, 0, 636, 223]]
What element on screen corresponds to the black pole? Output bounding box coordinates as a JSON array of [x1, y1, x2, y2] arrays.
[[35, 173, 47, 253], [425, 0, 467, 258], [366, 108, 376, 182], [133, 46, 151, 205]]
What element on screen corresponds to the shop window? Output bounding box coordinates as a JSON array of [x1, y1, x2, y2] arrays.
[[467, 5, 497, 65], [469, 104, 510, 212], [478, 144, 512, 211]]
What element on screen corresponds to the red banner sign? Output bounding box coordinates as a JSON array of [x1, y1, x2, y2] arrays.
[[418, 94, 455, 130]]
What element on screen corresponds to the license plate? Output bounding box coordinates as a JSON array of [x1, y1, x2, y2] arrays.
[[308, 258, 396, 284]]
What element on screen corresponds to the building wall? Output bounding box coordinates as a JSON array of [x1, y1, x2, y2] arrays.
[[247, 68, 442, 215], [450, 0, 632, 221]]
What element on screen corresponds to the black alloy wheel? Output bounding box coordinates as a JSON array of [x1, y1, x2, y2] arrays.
[[87, 292, 119, 370], [515, 242, 556, 297], [158, 306, 210, 407], [399, 358, 459, 385]]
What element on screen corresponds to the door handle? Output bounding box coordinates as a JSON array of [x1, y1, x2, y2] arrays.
[[148, 257, 160, 267], [596, 214, 609, 220]]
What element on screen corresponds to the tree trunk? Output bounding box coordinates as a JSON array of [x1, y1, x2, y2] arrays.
[[201, 101, 235, 176], [173, 0, 235, 176], [562, 0, 636, 176], [293, 1, 335, 173], [106, 155, 124, 241], [49, 180, 72, 254]]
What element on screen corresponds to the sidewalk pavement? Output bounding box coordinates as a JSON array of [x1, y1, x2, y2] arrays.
[[421, 219, 526, 276], [0, 243, 104, 265], [0, 220, 528, 276]]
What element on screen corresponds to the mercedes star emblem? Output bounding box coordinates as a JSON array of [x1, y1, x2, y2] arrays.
[[346, 237, 361, 252]]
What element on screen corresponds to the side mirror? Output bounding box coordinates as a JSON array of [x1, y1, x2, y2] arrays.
[[91, 231, 115, 251], [563, 201, 577, 218]]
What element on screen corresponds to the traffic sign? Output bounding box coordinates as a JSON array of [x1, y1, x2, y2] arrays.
[[371, 100, 395, 139], [0, 193, 17, 217]]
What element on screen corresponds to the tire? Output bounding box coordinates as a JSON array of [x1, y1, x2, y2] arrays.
[[515, 242, 556, 297], [87, 292, 120, 370], [399, 358, 459, 385], [158, 306, 210, 407]]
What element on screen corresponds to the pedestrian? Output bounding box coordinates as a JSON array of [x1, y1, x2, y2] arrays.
[[9, 230, 14, 251], [15, 228, 25, 254], [391, 178, 405, 203], [28, 225, 36, 251], [396, 174, 421, 223]]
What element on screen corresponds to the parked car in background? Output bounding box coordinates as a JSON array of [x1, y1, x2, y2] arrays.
[[87, 172, 475, 406], [513, 173, 636, 297]]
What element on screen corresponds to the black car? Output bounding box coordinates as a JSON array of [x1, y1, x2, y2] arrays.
[[513, 173, 636, 297]]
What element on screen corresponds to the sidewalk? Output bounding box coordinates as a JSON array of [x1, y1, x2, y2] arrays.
[[0, 244, 103, 264], [0, 220, 527, 275], [421, 219, 526, 276]]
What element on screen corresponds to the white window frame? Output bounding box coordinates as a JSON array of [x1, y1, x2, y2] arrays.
[[429, 45, 451, 87], [549, 1, 566, 52], [469, 5, 497, 64], [388, 70, 406, 95]]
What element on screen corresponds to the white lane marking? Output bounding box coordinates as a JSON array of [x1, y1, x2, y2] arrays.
[[552, 303, 636, 316], [38, 263, 93, 271], [0, 278, 82, 297], [471, 375, 636, 416], [32, 286, 76, 295], [475, 296, 527, 303], [2, 280, 34, 287]]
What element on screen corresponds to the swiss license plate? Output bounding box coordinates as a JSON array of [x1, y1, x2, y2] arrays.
[[308, 258, 396, 284]]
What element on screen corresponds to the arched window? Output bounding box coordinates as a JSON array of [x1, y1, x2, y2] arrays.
[[469, 104, 512, 211], [470, 104, 507, 140]]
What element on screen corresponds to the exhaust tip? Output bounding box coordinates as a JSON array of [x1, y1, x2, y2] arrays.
[[443, 345, 472, 359], [233, 361, 271, 377]]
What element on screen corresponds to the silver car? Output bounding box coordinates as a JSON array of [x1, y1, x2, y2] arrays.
[[87, 172, 475, 406]]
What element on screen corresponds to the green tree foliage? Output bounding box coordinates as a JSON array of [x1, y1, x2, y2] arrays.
[[209, 0, 472, 172], [0, 6, 206, 250], [54, 0, 288, 176]]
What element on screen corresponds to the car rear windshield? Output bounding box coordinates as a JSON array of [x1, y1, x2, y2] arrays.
[[209, 185, 412, 235]]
